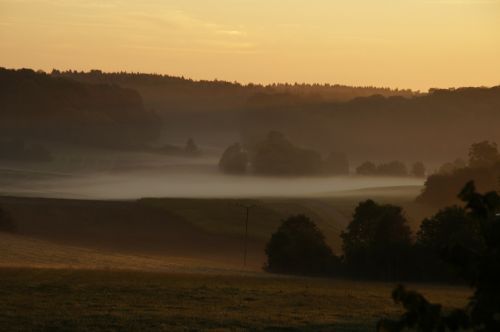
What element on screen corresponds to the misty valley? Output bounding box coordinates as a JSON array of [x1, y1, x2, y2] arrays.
[[1, 49, 500, 330]]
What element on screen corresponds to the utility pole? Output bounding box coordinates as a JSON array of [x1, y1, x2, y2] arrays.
[[237, 203, 256, 267]]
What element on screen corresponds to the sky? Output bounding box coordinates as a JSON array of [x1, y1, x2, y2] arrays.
[[1, 0, 499, 91]]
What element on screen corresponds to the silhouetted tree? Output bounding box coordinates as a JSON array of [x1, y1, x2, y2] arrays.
[[411, 162, 426, 177], [412, 205, 482, 281], [377, 285, 469, 332], [418, 143, 500, 206], [0, 68, 161, 148], [265, 214, 339, 276], [341, 200, 413, 279], [377, 161, 408, 176], [416, 206, 481, 255], [438, 158, 467, 175], [253, 131, 322, 176], [378, 181, 500, 331], [219, 143, 248, 174], [468, 141, 500, 168], [356, 161, 377, 175]]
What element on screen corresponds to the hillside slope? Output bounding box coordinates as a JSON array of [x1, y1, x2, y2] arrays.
[[0, 68, 161, 147]]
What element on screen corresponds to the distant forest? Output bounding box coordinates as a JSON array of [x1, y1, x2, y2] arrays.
[[0, 68, 161, 148], [52, 69, 417, 147], [2, 68, 500, 165], [239, 86, 500, 162], [54, 69, 500, 163]]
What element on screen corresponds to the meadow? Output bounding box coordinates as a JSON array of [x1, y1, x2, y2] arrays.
[[0, 187, 453, 331], [0, 268, 470, 332]]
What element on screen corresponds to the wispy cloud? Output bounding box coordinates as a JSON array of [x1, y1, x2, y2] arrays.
[[122, 9, 253, 52]]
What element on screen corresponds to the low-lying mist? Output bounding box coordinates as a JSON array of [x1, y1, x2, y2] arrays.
[[1, 159, 424, 200]]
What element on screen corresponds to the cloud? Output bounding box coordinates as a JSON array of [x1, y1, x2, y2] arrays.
[[122, 9, 253, 52]]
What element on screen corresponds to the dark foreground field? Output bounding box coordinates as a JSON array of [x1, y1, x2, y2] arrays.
[[0, 268, 470, 332], [0, 193, 462, 331]]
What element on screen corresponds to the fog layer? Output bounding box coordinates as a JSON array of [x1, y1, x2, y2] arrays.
[[2, 162, 423, 200]]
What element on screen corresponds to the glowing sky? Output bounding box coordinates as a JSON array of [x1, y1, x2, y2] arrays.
[[1, 0, 499, 90]]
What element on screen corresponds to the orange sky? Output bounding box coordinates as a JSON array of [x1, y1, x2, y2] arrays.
[[1, 0, 499, 91]]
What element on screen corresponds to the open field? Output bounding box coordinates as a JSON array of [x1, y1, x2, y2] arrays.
[[0, 232, 248, 274], [0, 188, 432, 269], [0, 192, 453, 331], [0, 268, 470, 332]]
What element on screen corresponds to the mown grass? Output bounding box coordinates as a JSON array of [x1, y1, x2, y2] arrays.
[[0, 268, 470, 331]]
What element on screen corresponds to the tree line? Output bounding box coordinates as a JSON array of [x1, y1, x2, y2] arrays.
[[378, 182, 500, 331], [265, 181, 494, 282], [220, 131, 426, 177], [418, 141, 500, 206], [240, 86, 500, 163], [0, 68, 161, 148], [219, 131, 349, 176]]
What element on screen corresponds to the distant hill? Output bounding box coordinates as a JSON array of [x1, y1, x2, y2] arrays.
[[0, 68, 161, 148], [53, 70, 417, 146], [3, 68, 499, 163], [240, 86, 500, 162], [53, 69, 416, 111]]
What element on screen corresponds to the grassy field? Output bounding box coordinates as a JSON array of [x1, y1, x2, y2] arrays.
[[0, 192, 466, 331], [0, 187, 434, 269], [0, 268, 470, 332]]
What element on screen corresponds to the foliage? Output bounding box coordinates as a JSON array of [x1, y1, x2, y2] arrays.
[[265, 214, 339, 275], [437, 158, 466, 175], [218, 143, 248, 174], [416, 206, 481, 254], [378, 181, 500, 331], [356, 161, 377, 175], [377, 161, 408, 176], [377, 285, 469, 332], [468, 141, 500, 169], [0, 68, 161, 147], [253, 132, 323, 176], [413, 206, 481, 281], [418, 142, 500, 206], [241, 86, 500, 164], [341, 200, 413, 279]]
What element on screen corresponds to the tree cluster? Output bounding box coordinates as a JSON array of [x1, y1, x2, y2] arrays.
[[0, 68, 161, 148], [265, 182, 491, 282], [241, 86, 500, 164], [219, 131, 349, 176], [378, 181, 500, 331], [418, 141, 500, 206], [265, 214, 340, 276]]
